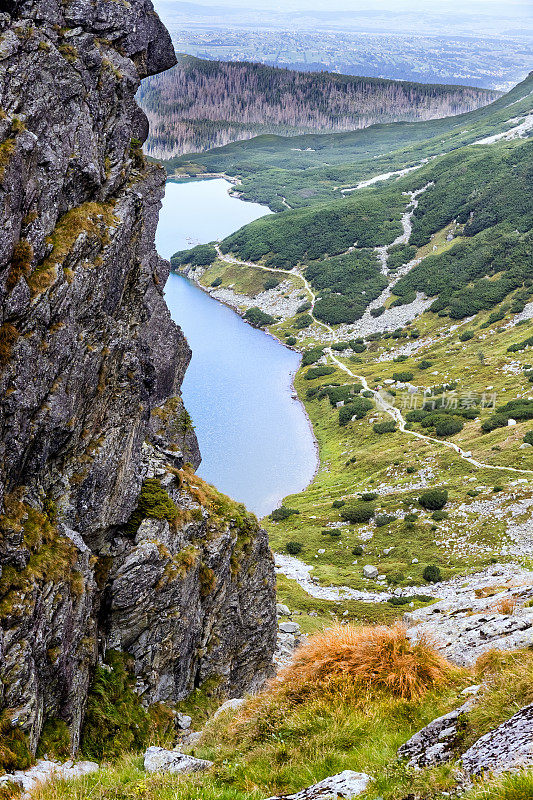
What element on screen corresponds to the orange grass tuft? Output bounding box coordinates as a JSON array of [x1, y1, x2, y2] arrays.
[[493, 597, 517, 615], [274, 624, 456, 700]]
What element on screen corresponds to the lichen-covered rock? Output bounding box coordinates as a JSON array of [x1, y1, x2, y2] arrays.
[[0, 0, 275, 761], [264, 770, 372, 799], [0, 759, 99, 794], [461, 703, 533, 777], [143, 746, 213, 774], [397, 700, 473, 768], [405, 583, 533, 666]]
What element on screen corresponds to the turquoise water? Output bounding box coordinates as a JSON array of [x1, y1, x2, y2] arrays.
[[156, 179, 317, 518]]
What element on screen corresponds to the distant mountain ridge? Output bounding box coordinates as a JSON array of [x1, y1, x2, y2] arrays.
[[138, 55, 499, 158]]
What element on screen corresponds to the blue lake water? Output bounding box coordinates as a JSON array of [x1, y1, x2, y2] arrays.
[[156, 178, 317, 518]]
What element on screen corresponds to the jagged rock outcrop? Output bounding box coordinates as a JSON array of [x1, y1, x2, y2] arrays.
[[0, 0, 275, 761], [405, 579, 533, 666]]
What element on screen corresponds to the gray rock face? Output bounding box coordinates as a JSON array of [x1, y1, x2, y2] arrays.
[[264, 770, 372, 799], [0, 0, 275, 758], [397, 700, 473, 768], [461, 703, 533, 777], [143, 746, 213, 774]]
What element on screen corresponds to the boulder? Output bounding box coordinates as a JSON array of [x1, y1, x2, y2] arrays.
[[2, 760, 99, 793], [276, 603, 291, 616], [264, 770, 372, 799], [279, 621, 300, 634], [143, 746, 213, 774], [176, 713, 192, 730], [363, 565, 378, 579], [212, 698, 246, 719]]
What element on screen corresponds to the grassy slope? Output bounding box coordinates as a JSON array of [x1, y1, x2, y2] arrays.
[[30, 648, 533, 800]]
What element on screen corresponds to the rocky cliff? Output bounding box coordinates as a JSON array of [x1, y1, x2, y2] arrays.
[[0, 0, 276, 762]]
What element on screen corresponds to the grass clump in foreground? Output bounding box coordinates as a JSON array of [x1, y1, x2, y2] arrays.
[[268, 623, 456, 701]]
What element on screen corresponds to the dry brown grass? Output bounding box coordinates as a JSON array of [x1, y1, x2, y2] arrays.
[[0, 323, 19, 367], [492, 597, 517, 615], [274, 623, 456, 700], [7, 239, 33, 291]]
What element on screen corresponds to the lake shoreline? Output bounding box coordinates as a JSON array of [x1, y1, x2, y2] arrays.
[[171, 265, 321, 510], [157, 177, 317, 516]]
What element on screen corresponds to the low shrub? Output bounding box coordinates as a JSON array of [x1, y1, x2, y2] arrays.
[[361, 492, 378, 501], [341, 501, 374, 524], [264, 277, 280, 290], [286, 541, 303, 555], [431, 510, 449, 521], [297, 301, 312, 313], [434, 416, 464, 437], [351, 545, 364, 556], [244, 307, 275, 327], [125, 479, 178, 536], [375, 514, 397, 527], [370, 306, 385, 317], [302, 347, 324, 366], [294, 313, 313, 329], [392, 371, 414, 382], [339, 397, 373, 425], [286, 336, 297, 346], [423, 565, 442, 583], [524, 431, 533, 445], [481, 413, 509, 432], [373, 420, 397, 434], [171, 243, 217, 268], [304, 365, 336, 380], [332, 499, 345, 508], [459, 330, 475, 341], [270, 506, 300, 521], [418, 359, 433, 370], [211, 276, 222, 287], [419, 488, 448, 511]]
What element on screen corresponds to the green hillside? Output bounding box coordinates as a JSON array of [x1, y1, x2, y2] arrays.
[[139, 53, 497, 158], [165, 72, 533, 211]]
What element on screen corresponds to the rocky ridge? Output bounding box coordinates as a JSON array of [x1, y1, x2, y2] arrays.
[[0, 0, 275, 763]]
